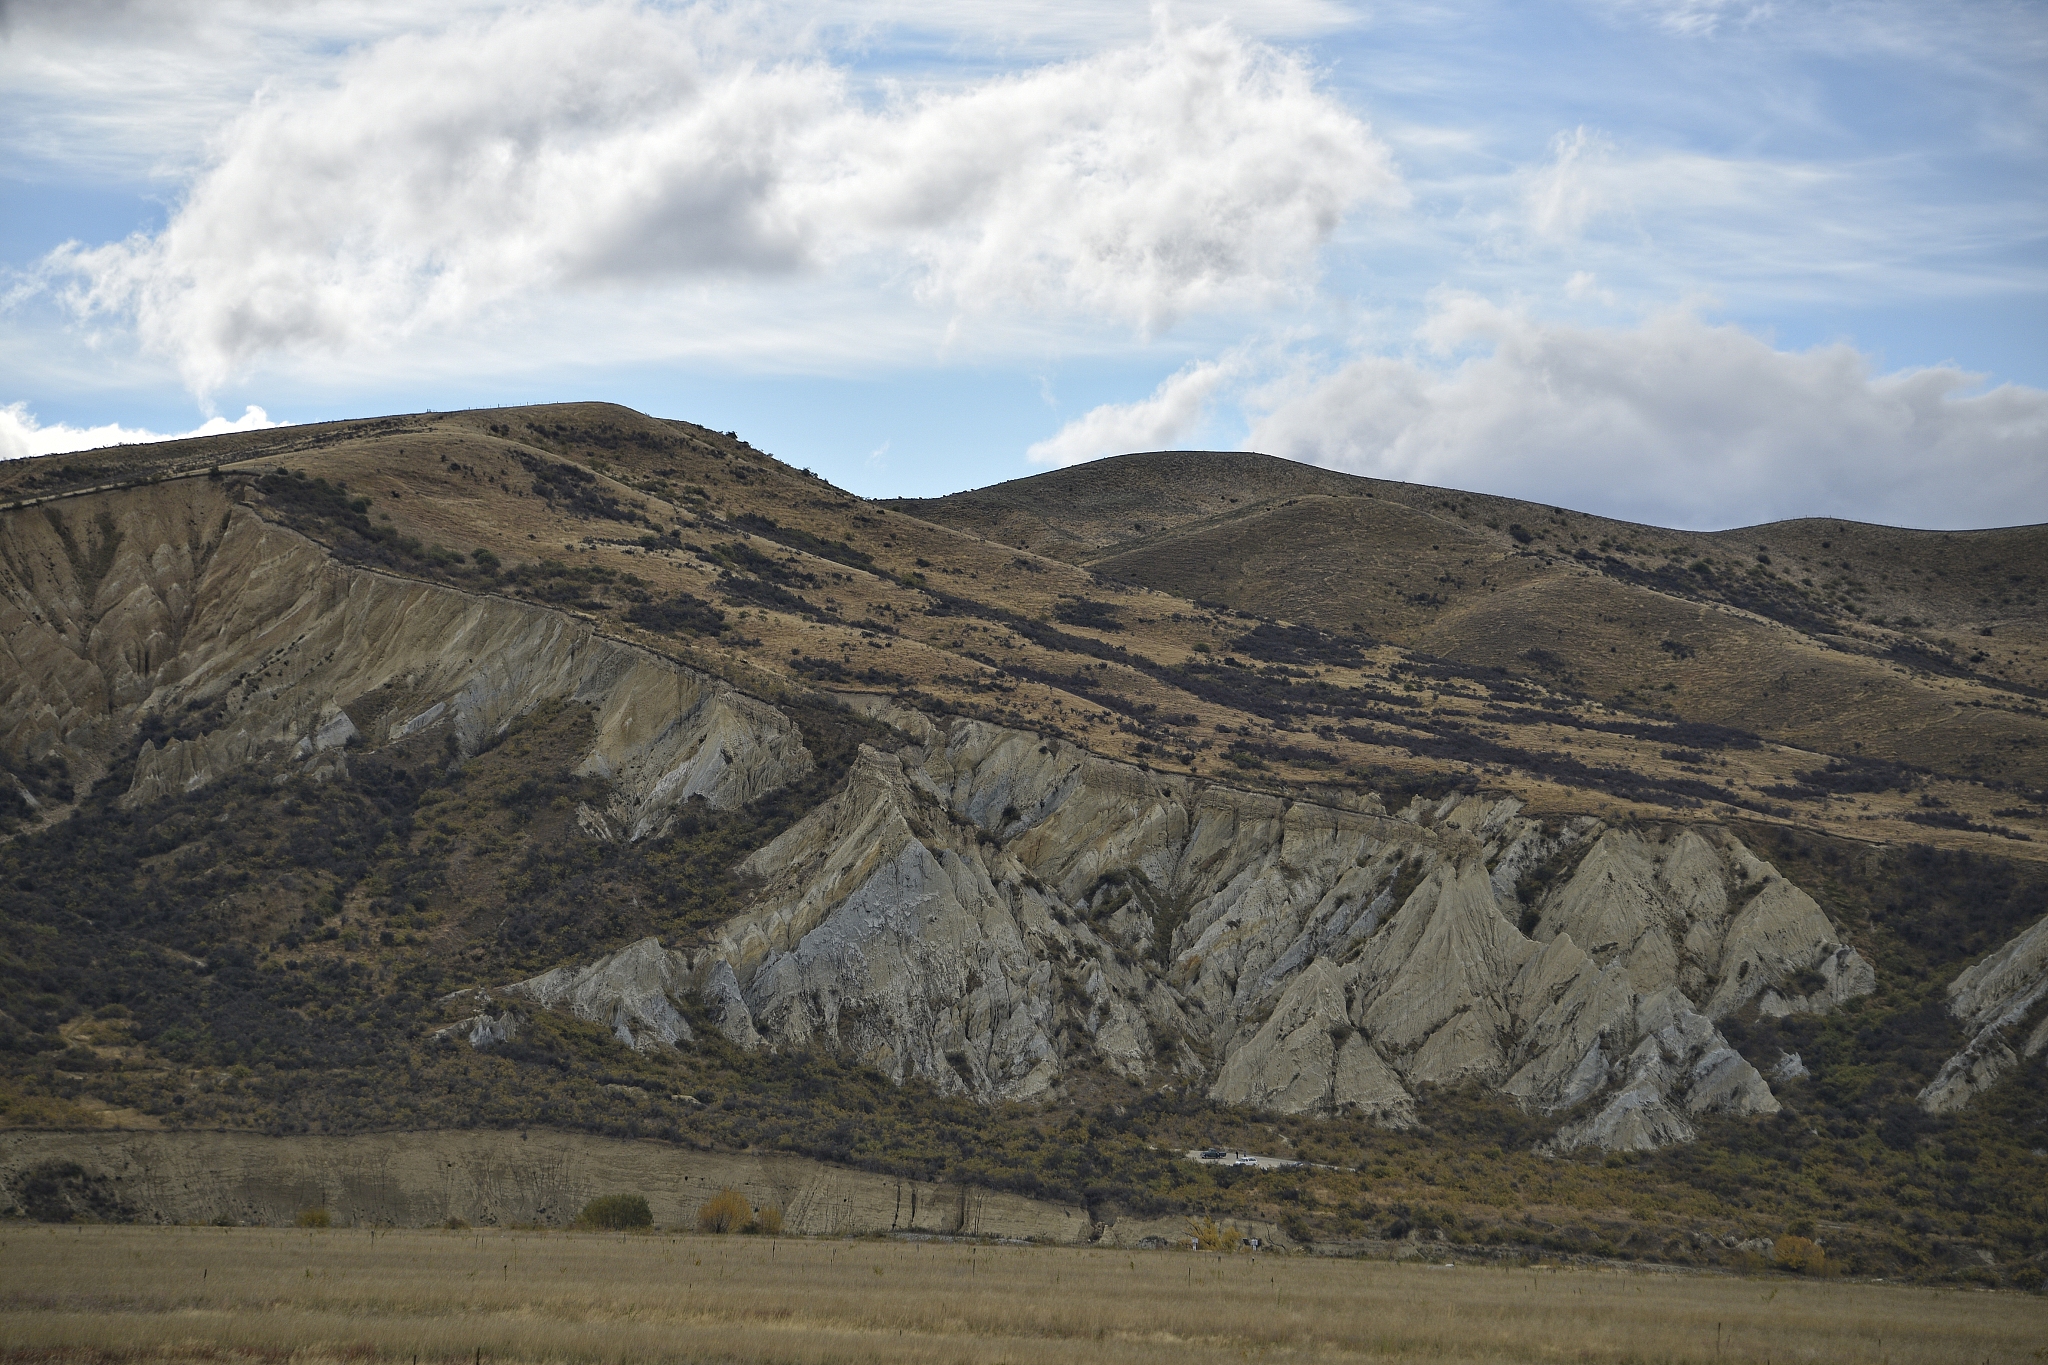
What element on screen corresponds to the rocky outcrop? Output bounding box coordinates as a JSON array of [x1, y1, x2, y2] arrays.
[[411, 711, 1857, 1150], [435, 938, 712, 1053], [500, 938, 697, 1051], [1529, 827, 1874, 1018], [1210, 960, 1413, 1124], [6, 484, 1877, 1153], [1545, 990, 1779, 1152], [515, 718, 1857, 1150], [1919, 913, 2048, 1113], [0, 482, 809, 832], [706, 732, 1118, 1103]]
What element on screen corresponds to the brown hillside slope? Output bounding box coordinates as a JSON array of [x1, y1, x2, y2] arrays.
[[894, 451, 2048, 796], [5, 406, 2043, 856]]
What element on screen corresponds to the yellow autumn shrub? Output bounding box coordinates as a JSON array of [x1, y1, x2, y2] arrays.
[[696, 1189, 753, 1234], [1774, 1235, 1826, 1274]]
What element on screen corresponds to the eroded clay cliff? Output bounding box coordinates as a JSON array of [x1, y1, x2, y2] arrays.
[[3, 482, 1881, 1152], [1919, 911, 2048, 1113], [449, 702, 1875, 1150], [0, 482, 808, 836]]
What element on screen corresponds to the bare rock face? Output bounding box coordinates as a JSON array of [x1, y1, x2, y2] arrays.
[[472, 714, 1864, 1149], [1919, 912, 2048, 1113], [1211, 960, 1413, 1124], [1756, 942, 1878, 1019], [434, 939, 700, 1053], [0, 483, 809, 832], [1547, 990, 1780, 1152], [702, 960, 764, 1051], [667, 722, 1858, 1149], [500, 937, 697, 1051], [707, 733, 1113, 1103], [430, 996, 520, 1049], [1531, 827, 1874, 1019]]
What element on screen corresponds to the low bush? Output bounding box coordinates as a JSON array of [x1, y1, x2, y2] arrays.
[[1054, 599, 1123, 632], [577, 1193, 653, 1230], [1187, 1215, 1242, 1252], [696, 1188, 753, 1234], [295, 1207, 331, 1228], [1773, 1235, 1826, 1275], [625, 592, 727, 637]]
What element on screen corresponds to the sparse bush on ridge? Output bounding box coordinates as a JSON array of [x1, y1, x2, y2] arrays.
[[625, 591, 728, 638], [1053, 598, 1123, 632]]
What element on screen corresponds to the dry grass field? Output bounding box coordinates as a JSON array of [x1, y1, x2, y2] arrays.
[[1, 1225, 2041, 1365]]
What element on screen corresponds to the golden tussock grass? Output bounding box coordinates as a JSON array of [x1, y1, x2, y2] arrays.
[[1, 1225, 2042, 1365]]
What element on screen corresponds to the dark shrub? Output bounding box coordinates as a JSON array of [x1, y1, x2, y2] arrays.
[[578, 1193, 653, 1230]]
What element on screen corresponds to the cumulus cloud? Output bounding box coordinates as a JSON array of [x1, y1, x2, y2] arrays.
[[41, 3, 1394, 394], [853, 24, 1393, 330], [1026, 357, 1241, 466], [1243, 299, 2048, 530], [0, 402, 282, 462]]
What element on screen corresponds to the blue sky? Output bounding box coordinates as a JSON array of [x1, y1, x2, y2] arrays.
[[2, 0, 2043, 528]]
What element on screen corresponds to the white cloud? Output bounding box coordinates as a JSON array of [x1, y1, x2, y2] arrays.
[[812, 0, 1366, 64], [1522, 127, 1616, 240], [1601, 1, 1775, 38], [39, 4, 1395, 394], [1564, 270, 1615, 304], [1244, 300, 2048, 530], [1492, 125, 1864, 275], [1026, 356, 1239, 465], [0, 402, 282, 462], [849, 22, 1397, 332], [0, 2, 1365, 192], [0, 1, 517, 179]]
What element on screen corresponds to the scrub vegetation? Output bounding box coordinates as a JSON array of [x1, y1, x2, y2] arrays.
[[3, 700, 2044, 1282]]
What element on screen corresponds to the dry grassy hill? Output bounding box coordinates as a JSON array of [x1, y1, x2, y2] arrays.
[[895, 451, 2048, 824], [3, 404, 2046, 1283], [10, 406, 2042, 849]]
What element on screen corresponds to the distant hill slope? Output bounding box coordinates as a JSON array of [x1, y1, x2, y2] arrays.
[[2, 405, 2045, 1285], [892, 451, 2048, 792]]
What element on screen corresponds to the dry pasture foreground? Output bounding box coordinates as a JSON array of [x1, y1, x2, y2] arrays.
[[0, 1226, 2041, 1365]]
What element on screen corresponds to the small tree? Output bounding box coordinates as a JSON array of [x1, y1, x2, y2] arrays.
[[697, 1189, 753, 1234], [753, 1205, 784, 1237], [295, 1207, 331, 1228], [578, 1194, 653, 1231], [1187, 1216, 1242, 1252]]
